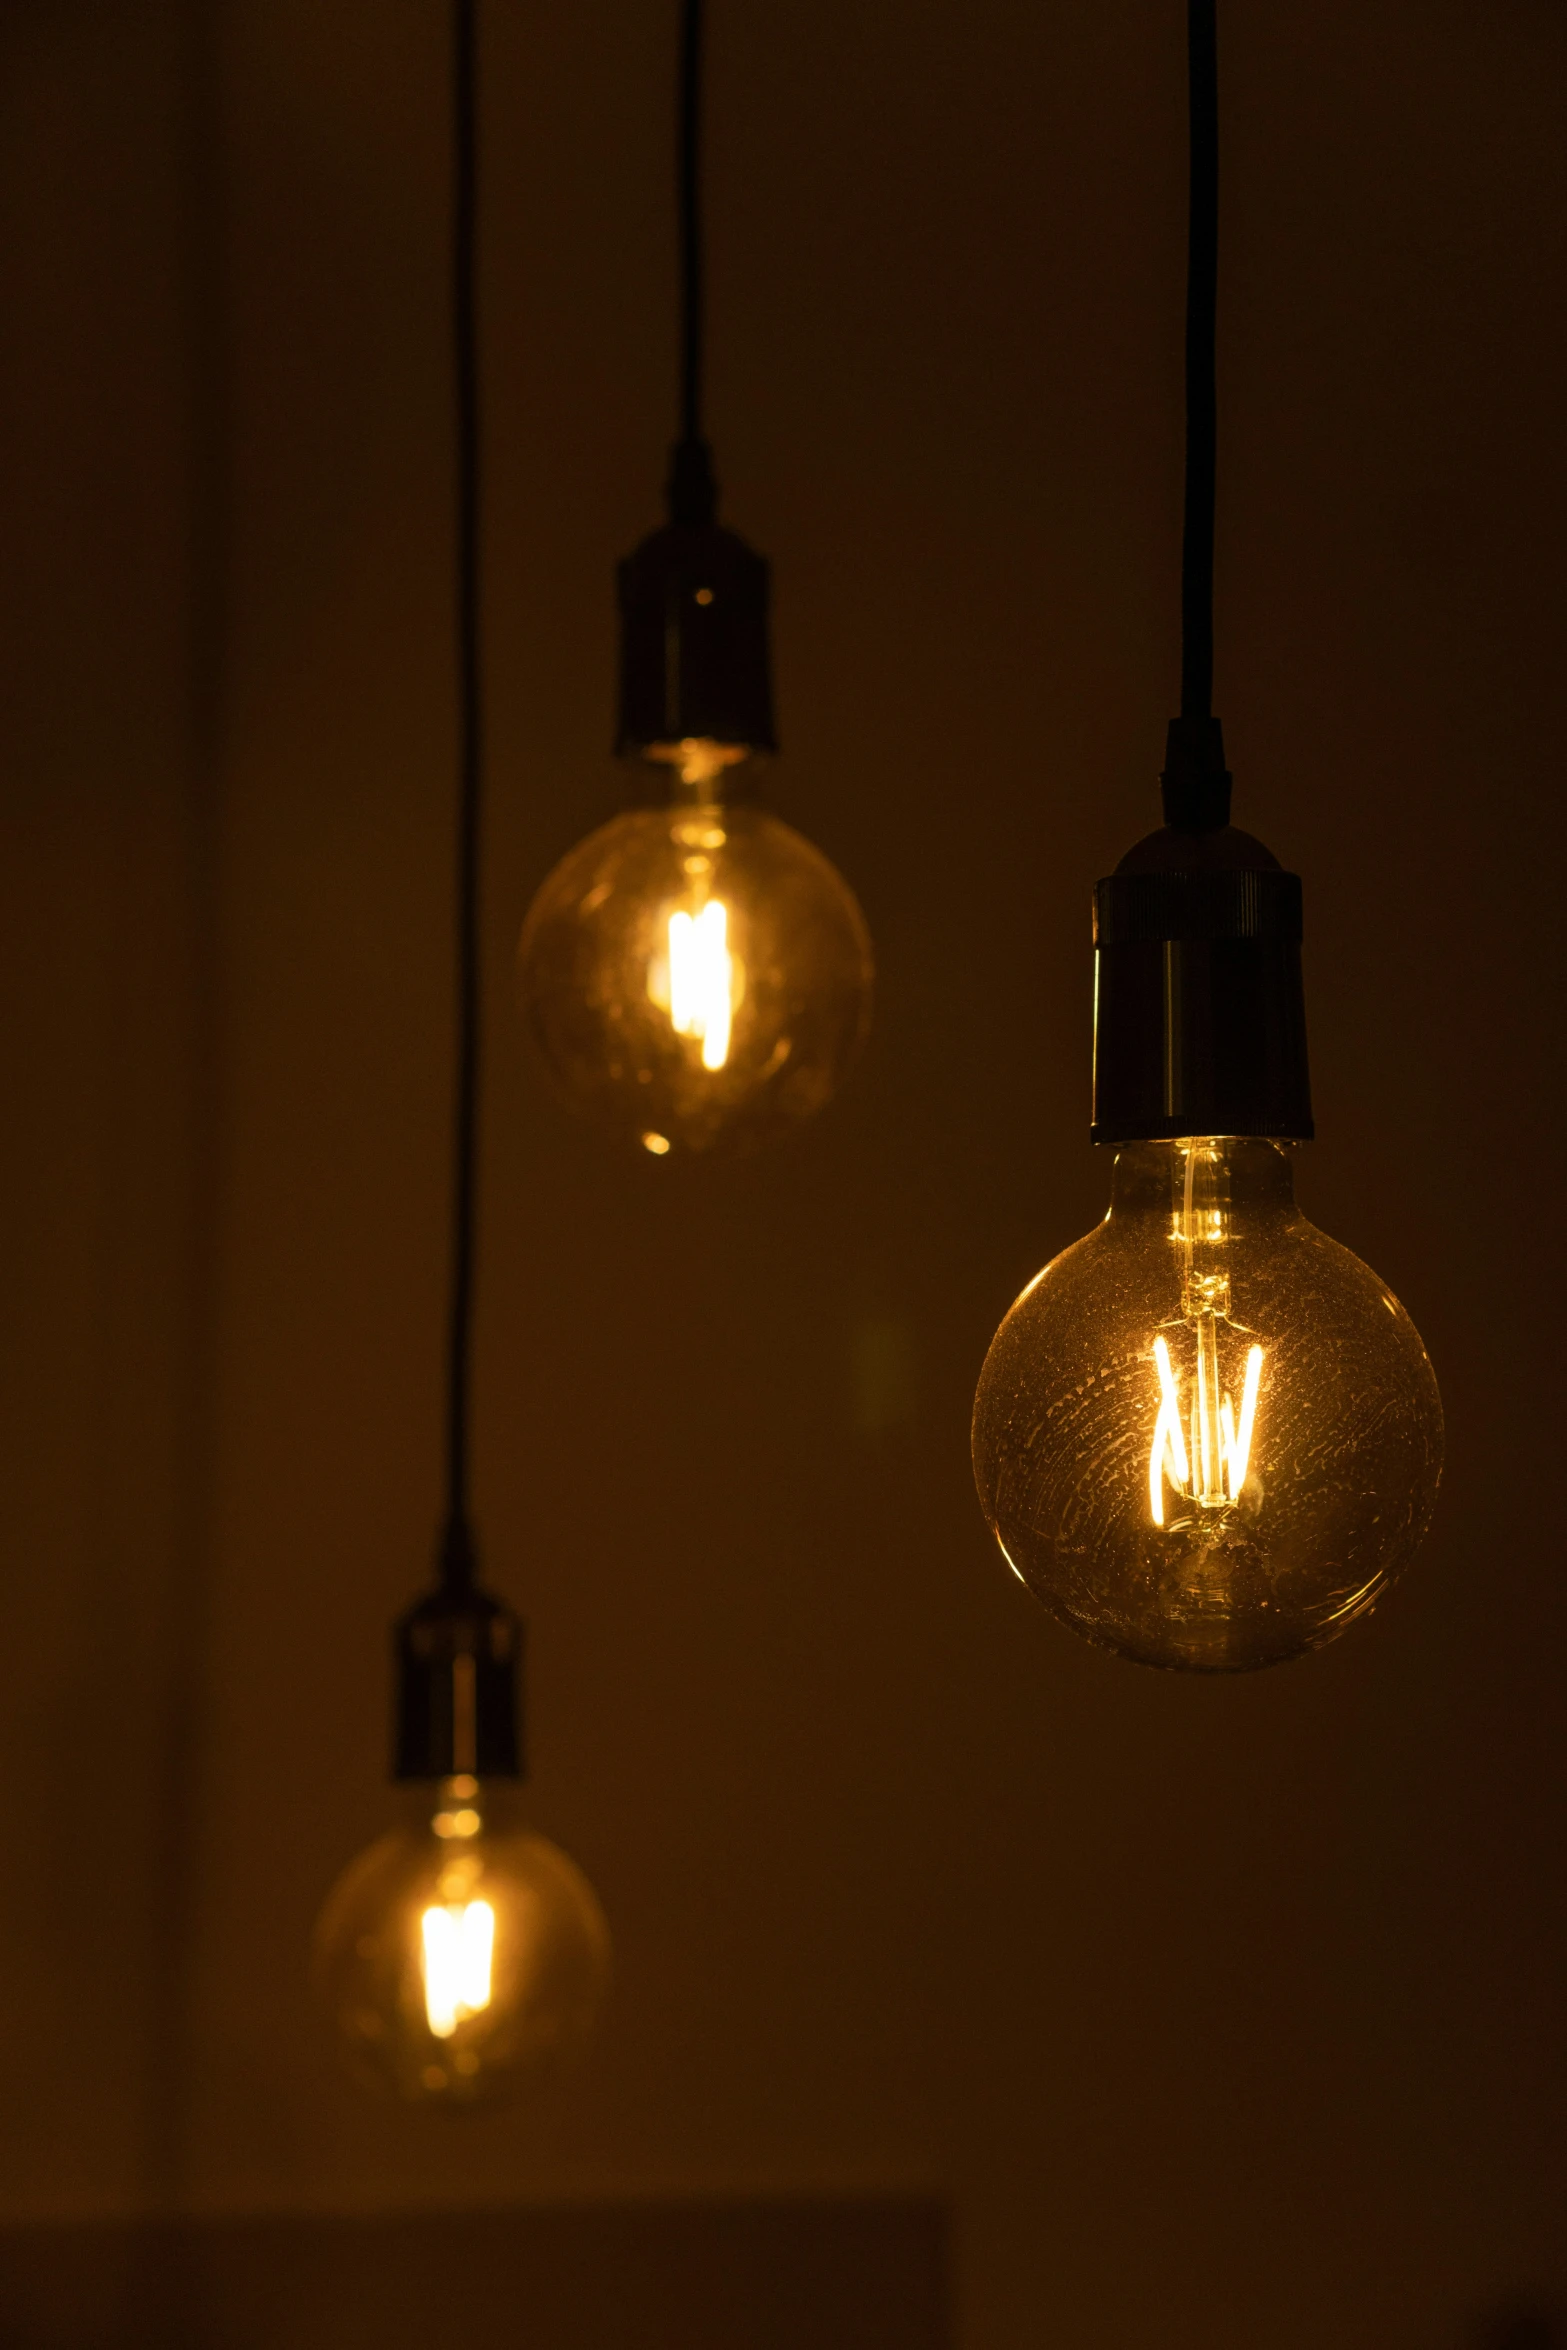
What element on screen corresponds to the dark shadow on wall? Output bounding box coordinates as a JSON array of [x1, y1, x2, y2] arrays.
[[0, 2198, 949, 2350], [1472, 2305, 1564, 2350]]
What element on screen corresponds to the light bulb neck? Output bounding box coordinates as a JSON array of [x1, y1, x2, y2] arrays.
[[1159, 715, 1232, 833], [423, 1772, 518, 1837], [642, 737, 752, 807], [1106, 1135, 1301, 1223]]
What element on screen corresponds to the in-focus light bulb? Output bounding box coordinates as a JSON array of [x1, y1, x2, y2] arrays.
[[973, 1137, 1443, 1671], [518, 744, 872, 1157], [312, 1775, 609, 2107]]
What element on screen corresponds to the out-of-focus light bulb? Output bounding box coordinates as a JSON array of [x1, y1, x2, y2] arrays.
[[665, 898, 733, 1069], [420, 1883, 493, 2038], [312, 1775, 609, 2107], [972, 1136, 1443, 1671], [518, 744, 872, 1157]]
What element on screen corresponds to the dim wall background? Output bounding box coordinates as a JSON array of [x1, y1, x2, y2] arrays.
[[1, 1, 1564, 2344]]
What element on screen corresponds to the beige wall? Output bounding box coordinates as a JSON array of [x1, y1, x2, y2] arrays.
[[0, 0, 212, 2217], [2, 1, 1565, 2344]]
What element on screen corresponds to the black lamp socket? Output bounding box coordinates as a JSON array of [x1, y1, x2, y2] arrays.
[[393, 1576, 524, 1783], [615, 439, 776, 762], [1091, 719, 1314, 1144]]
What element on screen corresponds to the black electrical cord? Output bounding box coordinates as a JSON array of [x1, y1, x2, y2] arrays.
[[1159, 0, 1227, 830], [442, 0, 482, 1589], [678, 0, 705, 446], [1180, 0, 1218, 722], [668, 0, 716, 524]]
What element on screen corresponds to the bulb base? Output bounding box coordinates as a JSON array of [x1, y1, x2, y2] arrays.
[[1091, 855, 1314, 1145], [393, 1573, 524, 1783], [615, 458, 776, 761]]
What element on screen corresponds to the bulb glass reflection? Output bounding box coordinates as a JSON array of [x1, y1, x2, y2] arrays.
[[972, 1138, 1443, 1671], [312, 1777, 609, 2107], [518, 744, 872, 1156]]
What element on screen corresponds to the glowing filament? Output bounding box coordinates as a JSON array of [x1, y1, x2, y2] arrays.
[[1149, 1336, 1190, 1526], [1229, 1344, 1263, 1498], [1149, 1337, 1264, 1526], [421, 1899, 494, 2038], [667, 901, 733, 1070]]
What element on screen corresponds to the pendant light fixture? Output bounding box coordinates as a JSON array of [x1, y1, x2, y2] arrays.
[[312, 0, 609, 2104], [971, 1, 1443, 1672], [516, 0, 873, 1160]]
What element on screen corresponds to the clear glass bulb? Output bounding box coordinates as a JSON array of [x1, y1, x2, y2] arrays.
[[517, 744, 873, 1157], [972, 1137, 1443, 1671], [312, 1776, 610, 2107]]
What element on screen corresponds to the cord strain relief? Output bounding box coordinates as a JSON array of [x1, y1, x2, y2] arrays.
[[437, 1509, 478, 1594], [666, 435, 718, 526], [1161, 714, 1233, 832]]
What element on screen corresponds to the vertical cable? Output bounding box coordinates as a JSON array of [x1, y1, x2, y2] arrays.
[[667, 0, 715, 522], [443, 0, 481, 1583], [1180, 0, 1218, 720], [677, 0, 705, 447]]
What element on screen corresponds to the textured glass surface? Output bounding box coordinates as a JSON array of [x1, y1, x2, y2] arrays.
[[312, 1778, 610, 2107], [972, 1139, 1443, 1671], [517, 778, 872, 1158]]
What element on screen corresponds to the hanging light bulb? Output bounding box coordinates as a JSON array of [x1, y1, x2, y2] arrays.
[[973, 1130, 1443, 1671], [519, 734, 872, 1160], [313, 0, 609, 2099], [313, 1581, 609, 2107], [517, 0, 873, 1158], [972, 1, 1443, 1670]]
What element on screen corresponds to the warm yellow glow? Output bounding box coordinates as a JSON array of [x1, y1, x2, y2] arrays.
[[421, 1898, 494, 2039], [1149, 1334, 1191, 1527], [432, 1806, 481, 1840], [971, 1135, 1445, 1674], [1144, 1140, 1269, 1527], [667, 900, 734, 1070], [1231, 1343, 1263, 1496], [1149, 1332, 1265, 1525], [519, 795, 872, 1160]]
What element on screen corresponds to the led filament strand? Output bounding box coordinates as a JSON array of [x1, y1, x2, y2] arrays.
[[1147, 1140, 1265, 1526], [666, 900, 733, 1068], [1150, 1332, 1263, 1525], [421, 1898, 495, 2037]]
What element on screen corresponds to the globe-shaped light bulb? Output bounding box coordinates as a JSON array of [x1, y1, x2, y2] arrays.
[[312, 1776, 610, 2107], [517, 746, 872, 1157], [972, 1137, 1443, 1671]]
